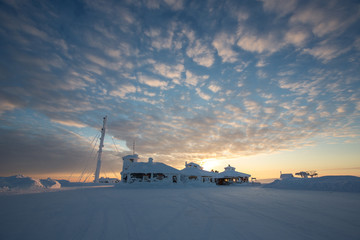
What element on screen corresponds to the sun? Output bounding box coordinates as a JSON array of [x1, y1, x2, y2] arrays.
[[201, 159, 221, 172]]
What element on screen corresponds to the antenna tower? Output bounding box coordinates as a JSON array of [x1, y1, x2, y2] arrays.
[[133, 140, 135, 155], [94, 116, 107, 183]]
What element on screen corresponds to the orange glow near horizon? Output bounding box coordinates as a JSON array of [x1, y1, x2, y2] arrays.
[[201, 158, 222, 171]]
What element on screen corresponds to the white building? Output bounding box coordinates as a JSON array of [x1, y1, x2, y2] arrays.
[[120, 155, 252, 185], [215, 165, 251, 185], [121, 155, 181, 183], [180, 162, 216, 183], [280, 173, 294, 179]]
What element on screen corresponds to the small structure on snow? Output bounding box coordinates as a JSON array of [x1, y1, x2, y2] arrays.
[[121, 156, 181, 183], [280, 173, 294, 180], [180, 162, 215, 183], [215, 165, 250, 185], [98, 177, 119, 183]]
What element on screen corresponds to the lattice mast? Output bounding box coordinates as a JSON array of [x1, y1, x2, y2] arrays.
[[94, 116, 107, 183]]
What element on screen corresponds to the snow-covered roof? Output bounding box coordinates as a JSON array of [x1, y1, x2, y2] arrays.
[[280, 173, 294, 179], [124, 161, 180, 174], [122, 154, 139, 161], [185, 162, 202, 169], [216, 165, 251, 178], [180, 167, 215, 177]]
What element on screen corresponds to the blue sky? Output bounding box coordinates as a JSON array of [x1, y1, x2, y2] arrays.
[[0, 0, 359, 179]]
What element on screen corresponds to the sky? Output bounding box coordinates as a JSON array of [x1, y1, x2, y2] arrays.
[[0, 0, 359, 181]]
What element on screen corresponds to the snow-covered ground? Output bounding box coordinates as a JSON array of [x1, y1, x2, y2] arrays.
[[264, 176, 360, 192], [0, 183, 359, 240]]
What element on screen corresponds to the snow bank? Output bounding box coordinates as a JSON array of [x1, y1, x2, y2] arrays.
[[40, 178, 61, 189], [0, 175, 61, 192], [264, 175, 360, 192]]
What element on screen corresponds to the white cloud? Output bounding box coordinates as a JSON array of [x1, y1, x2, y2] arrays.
[[86, 54, 107, 68], [225, 104, 244, 115], [244, 100, 261, 114], [196, 88, 211, 101], [356, 102, 360, 111], [289, 2, 359, 38], [336, 105, 347, 114], [285, 28, 309, 46], [237, 33, 282, 54], [51, 119, 87, 128], [212, 32, 238, 63], [145, 22, 182, 52], [0, 100, 19, 114], [143, 91, 156, 97], [261, 0, 298, 16], [153, 63, 184, 80], [164, 0, 184, 10], [105, 48, 121, 58], [138, 75, 168, 89], [186, 40, 215, 67], [277, 70, 295, 76], [234, 61, 250, 72], [208, 84, 221, 93], [256, 59, 267, 67], [185, 71, 209, 87], [21, 24, 49, 41], [110, 84, 137, 98], [185, 71, 198, 86], [257, 70, 268, 79], [303, 44, 350, 62]]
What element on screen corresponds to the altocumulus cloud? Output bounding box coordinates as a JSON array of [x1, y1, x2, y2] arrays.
[[0, 0, 359, 175]]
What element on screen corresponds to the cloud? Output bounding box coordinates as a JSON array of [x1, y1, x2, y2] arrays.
[[256, 59, 267, 67], [0, 100, 21, 114], [145, 28, 172, 50], [244, 100, 261, 114], [336, 105, 347, 114], [237, 32, 282, 54], [184, 70, 209, 87], [303, 44, 350, 62], [261, 0, 298, 17], [196, 88, 211, 101], [138, 75, 168, 89], [145, 22, 182, 51], [289, 1, 359, 37], [1, 0, 359, 177], [208, 84, 221, 93], [186, 39, 215, 67], [51, 119, 87, 128], [212, 32, 238, 63], [153, 63, 184, 80], [284, 28, 309, 46], [164, 0, 184, 10], [110, 84, 137, 98], [0, 127, 93, 175]]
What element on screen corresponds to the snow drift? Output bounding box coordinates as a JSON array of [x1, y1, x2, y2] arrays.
[[264, 175, 360, 192], [0, 175, 61, 192]]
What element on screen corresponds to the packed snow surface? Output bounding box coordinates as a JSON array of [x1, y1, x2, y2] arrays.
[[264, 175, 360, 192], [0, 184, 359, 240]]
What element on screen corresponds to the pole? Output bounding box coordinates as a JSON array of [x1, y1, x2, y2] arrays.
[[94, 116, 107, 183]]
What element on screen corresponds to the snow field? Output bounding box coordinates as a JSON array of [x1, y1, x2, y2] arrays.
[[0, 185, 359, 240]]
